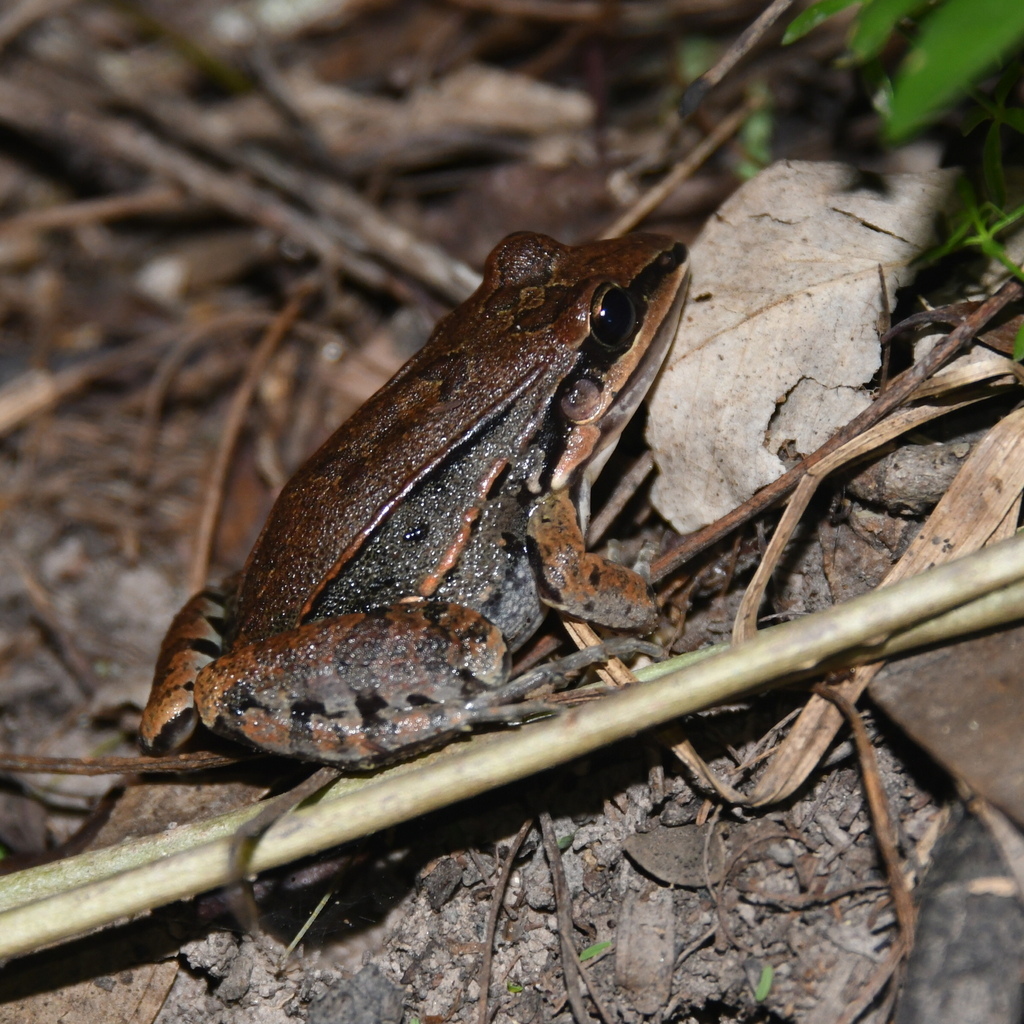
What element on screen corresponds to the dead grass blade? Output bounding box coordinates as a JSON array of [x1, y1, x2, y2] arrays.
[[749, 400, 1024, 806]]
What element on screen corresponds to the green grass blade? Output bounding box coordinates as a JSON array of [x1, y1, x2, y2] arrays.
[[851, 0, 924, 61], [887, 0, 1024, 141], [784, 0, 861, 45]]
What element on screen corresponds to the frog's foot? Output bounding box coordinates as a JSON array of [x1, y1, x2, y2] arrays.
[[476, 637, 664, 706], [139, 589, 227, 755]]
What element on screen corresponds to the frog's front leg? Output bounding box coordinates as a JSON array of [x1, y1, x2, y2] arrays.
[[139, 588, 228, 755], [527, 488, 658, 632], [192, 601, 527, 767]]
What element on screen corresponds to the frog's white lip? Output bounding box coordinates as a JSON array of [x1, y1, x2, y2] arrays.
[[583, 265, 689, 488]]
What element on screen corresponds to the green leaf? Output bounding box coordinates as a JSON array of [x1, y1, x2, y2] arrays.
[[579, 941, 612, 962], [754, 964, 775, 1002], [507, 981, 523, 994], [887, 0, 1024, 142], [961, 105, 989, 136], [783, 0, 860, 45], [850, 0, 923, 60], [994, 248, 1024, 285], [1003, 108, 1024, 135], [1013, 322, 1024, 363], [993, 60, 1022, 105], [982, 122, 1007, 208], [861, 57, 894, 118], [994, 203, 1024, 236]]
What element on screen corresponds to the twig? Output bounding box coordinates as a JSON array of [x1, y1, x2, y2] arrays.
[[0, 76, 388, 294], [538, 811, 590, 1024], [0, 334, 167, 439], [830, 936, 908, 1024], [94, 69, 479, 303], [5, 536, 1024, 957], [673, 921, 716, 969], [476, 818, 534, 1024], [587, 451, 652, 546], [0, 0, 77, 53], [239, 146, 479, 303], [0, 185, 185, 234], [446, 0, 710, 25], [133, 312, 279, 482], [0, 750, 247, 774], [227, 766, 341, 931], [971, 798, 1024, 900], [9, 551, 100, 696], [812, 684, 916, 940], [679, 0, 797, 117], [188, 284, 314, 594], [539, 811, 615, 1024], [602, 95, 761, 239], [733, 879, 887, 909]]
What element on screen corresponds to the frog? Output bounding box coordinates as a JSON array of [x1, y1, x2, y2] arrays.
[[139, 231, 689, 768]]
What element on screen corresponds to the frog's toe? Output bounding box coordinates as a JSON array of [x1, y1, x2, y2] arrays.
[[460, 697, 557, 727], [140, 588, 226, 755], [140, 699, 198, 755]]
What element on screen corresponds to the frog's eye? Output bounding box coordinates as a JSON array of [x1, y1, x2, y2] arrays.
[[590, 285, 637, 351]]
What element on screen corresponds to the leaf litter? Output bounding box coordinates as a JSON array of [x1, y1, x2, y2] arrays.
[[0, 3, 1021, 1024]]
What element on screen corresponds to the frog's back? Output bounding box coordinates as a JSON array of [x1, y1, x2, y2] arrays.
[[230, 233, 581, 646], [231, 356, 550, 644]]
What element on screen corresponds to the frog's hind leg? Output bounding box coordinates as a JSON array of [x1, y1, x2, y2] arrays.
[[193, 602, 515, 767], [139, 589, 228, 755]]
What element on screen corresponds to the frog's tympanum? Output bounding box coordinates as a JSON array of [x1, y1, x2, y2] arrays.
[[140, 232, 689, 767]]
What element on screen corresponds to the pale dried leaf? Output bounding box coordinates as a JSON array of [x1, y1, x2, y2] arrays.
[[623, 823, 726, 887], [284, 63, 593, 158], [648, 160, 957, 533]]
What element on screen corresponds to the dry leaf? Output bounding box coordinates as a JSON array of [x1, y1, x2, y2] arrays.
[[284, 63, 594, 160], [648, 160, 957, 533], [871, 624, 1024, 825], [622, 822, 726, 887]]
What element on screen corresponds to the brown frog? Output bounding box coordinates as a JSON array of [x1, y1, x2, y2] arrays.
[[139, 232, 689, 767]]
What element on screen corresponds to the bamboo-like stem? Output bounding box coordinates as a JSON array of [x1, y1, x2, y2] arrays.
[[2, 532, 1024, 959]]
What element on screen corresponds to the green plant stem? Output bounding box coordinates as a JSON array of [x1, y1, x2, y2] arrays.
[[3, 533, 1024, 958]]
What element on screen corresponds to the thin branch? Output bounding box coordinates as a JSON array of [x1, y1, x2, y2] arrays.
[[539, 811, 615, 1024], [4, 534, 1024, 956], [602, 95, 761, 239], [188, 284, 314, 593], [812, 684, 916, 940], [476, 819, 534, 1024]]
